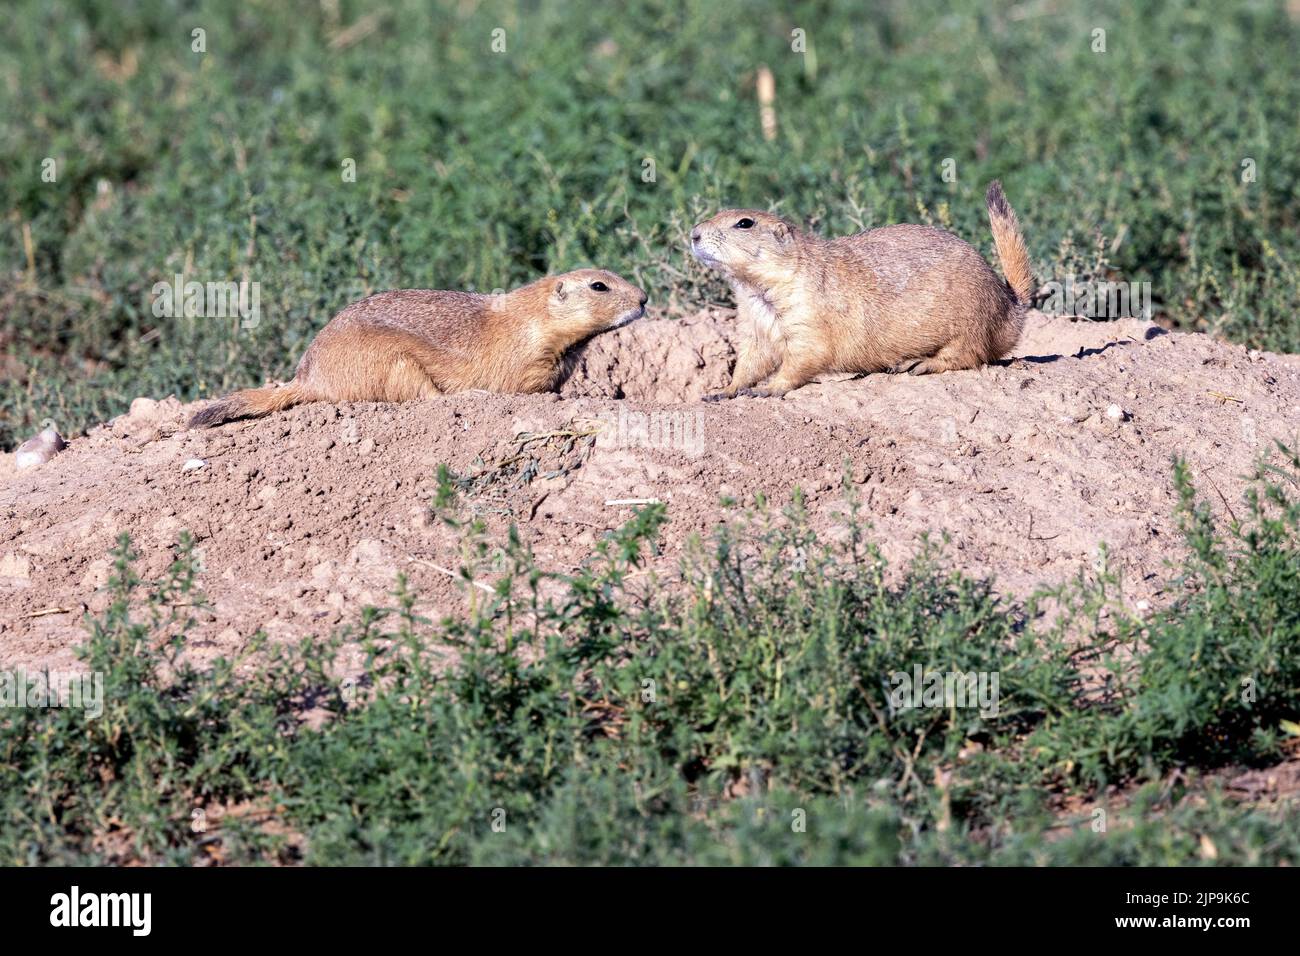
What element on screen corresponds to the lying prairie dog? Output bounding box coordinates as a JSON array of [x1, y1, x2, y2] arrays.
[[189, 269, 646, 427]]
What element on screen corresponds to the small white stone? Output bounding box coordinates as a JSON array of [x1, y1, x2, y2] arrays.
[[182, 458, 207, 472], [14, 426, 67, 470], [1106, 404, 1128, 422], [14, 449, 44, 471]]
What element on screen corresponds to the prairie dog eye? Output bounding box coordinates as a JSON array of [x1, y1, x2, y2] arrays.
[[590, 281, 609, 292], [734, 218, 755, 229]]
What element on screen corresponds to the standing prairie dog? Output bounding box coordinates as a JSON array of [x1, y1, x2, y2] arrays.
[[188, 269, 646, 427], [690, 181, 1035, 399]]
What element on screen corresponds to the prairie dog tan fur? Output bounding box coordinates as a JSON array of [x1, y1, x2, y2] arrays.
[[188, 269, 646, 427], [690, 181, 1034, 398]]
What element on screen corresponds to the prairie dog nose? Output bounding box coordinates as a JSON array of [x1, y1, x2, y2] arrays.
[[690, 228, 701, 243], [639, 293, 648, 307]]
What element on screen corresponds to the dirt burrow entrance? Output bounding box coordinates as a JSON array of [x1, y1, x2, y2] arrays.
[[3, 308, 1299, 672]]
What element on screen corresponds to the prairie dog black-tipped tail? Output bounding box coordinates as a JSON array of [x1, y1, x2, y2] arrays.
[[187, 381, 307, 428], [985, 180, 1035, 305]]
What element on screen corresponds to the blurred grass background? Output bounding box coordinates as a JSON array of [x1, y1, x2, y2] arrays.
[[3, 0, 1299, 448]]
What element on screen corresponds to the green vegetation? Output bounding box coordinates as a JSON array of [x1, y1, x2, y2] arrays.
[[2, 455, 1297, 865], [4, 0, 1300, 448]]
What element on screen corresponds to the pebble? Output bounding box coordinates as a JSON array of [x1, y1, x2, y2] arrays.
[[15, 427, 67, 470]]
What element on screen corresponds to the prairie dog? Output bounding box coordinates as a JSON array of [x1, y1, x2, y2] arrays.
[[188, 269, 646, 427], [690, 181, 1034, 399]]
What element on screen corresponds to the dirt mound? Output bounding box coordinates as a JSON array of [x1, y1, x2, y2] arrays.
[[3, 309, 1299, 671]]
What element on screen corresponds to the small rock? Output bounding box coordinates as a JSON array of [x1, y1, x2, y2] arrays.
[[80, 558, 111, 590], [15, 427, 67, 470], [129, 397, 160, 420], [0, 552, 32, 579], [1106, 404, 1129, 422], [182, 458, 207, 472]]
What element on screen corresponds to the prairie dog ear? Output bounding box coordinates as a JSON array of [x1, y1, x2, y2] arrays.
[[553, 278, 567, 301], [772, 221, 792, 244]]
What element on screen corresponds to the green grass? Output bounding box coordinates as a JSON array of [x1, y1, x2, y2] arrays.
[[4, 0, 1300, 447], [2, 453, 1297, 865]]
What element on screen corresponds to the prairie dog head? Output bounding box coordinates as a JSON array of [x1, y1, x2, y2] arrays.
[[691, 209, 802, 287], [543, 268, 646, 346]]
